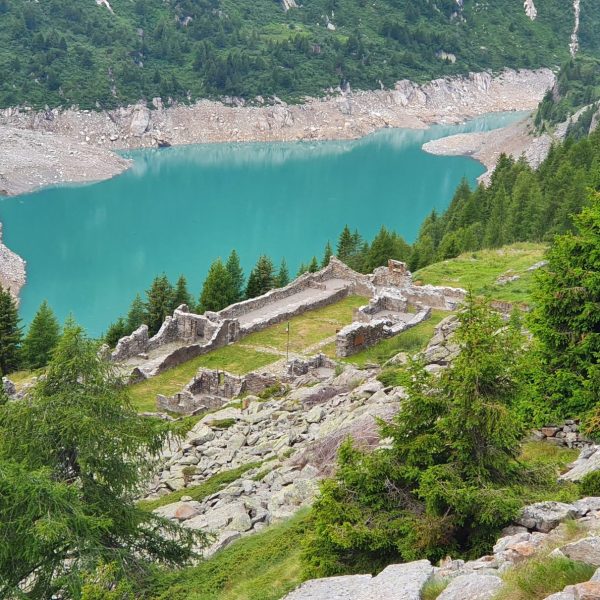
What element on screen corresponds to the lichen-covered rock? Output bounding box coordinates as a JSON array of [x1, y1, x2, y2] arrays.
[[437, 573, 503, 600]]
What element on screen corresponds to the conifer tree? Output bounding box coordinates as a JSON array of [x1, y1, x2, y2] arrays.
[[336, 225, 355, 261], [275, 258, 290, 288], [22, 300, 60, 369], [104, 317, 128, 349], [171, 275, 194, 310], [530, 193, 600, 421], [321, 242, 333, 268], [126, 293, 147, 332], [225, 250, 245, 303], [308, 256, 319, 272], [198, 259, 235, 313], [0, 286, 21, 375], [245, 255, 275, 299], [0, 320, 202, 597], [144, 275, 174, 336], [296, 263, 308, 277]]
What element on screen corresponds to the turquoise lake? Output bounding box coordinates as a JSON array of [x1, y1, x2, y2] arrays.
[[0, 111, 526, 336]]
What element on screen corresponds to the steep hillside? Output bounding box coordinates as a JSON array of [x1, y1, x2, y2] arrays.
[[0, 0, 590, 109]]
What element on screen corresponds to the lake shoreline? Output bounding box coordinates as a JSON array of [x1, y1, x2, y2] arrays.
[[0, 68, 554, 303]]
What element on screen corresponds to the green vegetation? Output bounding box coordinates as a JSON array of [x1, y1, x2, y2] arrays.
[[0, 0, 584, 109], [304, 297, 539, 576], [535, 55, 600, 133], [528, 195, 600, 423], [0, 286, 21, 376], [494, 556, 595, 600], [129, 344, 279, 412], [139, 462, 263, 511], [0, 320, 201, 598], [421, 579, 450, 600], [21, 300, 60, 370], [579, 470, 600, 497], [148, 510, 309, 600], [242, 295, 368, 352], [326, 309, 446, 367], [414, 243, 547, 304]]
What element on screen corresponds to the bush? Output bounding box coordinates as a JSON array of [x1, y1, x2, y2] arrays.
[[579, 470, 600, 497]]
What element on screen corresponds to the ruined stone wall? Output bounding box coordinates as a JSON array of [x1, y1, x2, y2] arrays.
[[111, 324, 150, 362], [336, 308, 431, 357], [287, 353, 338, 377], [401, 284, 465, 310], [218, 273, 319, 320], [240, 286, 349, 335], [156, 391, 227, 414]]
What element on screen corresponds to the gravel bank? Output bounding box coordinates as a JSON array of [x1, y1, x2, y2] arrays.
[[0, 223, 26, 299]]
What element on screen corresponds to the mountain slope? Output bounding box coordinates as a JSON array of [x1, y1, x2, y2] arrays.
[[0, 0, 593, 109]]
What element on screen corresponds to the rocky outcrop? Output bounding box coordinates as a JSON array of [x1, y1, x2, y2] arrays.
[[560, 446, 600, 482], [0, 222, 26, 299]]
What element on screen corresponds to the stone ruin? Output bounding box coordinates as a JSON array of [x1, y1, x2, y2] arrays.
[[157, 353, 338, 415], [111, 256, 466, 379]]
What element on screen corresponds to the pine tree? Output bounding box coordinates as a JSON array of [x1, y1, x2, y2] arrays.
[[321, 241, 333, 268], [296, 263, 308, 277], [144, 275, 174, 336], [171, 275, 194, 310], [246, 255, 275, 299], [22, 300, 60, 369], [126, 293, 147, 332], [308, 256, 319, 272], [0, 286, 21, 375], [275, 258, 290, 288], [198, 258, 235, 313], [225, 250, 245, 303]]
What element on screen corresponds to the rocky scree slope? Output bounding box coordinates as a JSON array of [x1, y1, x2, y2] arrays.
[[143, 316, 460, 555]]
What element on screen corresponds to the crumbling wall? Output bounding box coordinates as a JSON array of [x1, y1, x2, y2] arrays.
[[240, 286, 349, 334], [287, 353, 338, 377], [336, 308, 431, 357], [111, 324, 150, 362]]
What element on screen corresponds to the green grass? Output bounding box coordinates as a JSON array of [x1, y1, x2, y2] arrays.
[[519, 441, 579, 472], [493, 556, 594, 600], [129, 345, 280, 412], [241, 295, 368, 353], [414, 243, 548, 304], [324, 309, 447, 367], [147, 510, 309, 600], [421, 579, 450, 600], [139, 462, 264, 512]]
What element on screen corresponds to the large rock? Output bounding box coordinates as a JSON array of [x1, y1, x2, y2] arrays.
[[544, 582, 600, 600], [437, 573, 503, 600], [154, 500, 201, 521], [516, 502, 582, 533], [560, 447, 600, 483], [282, 559, 433, 600], [370, 560, 434, 599], [188, 424, 215, 445], [283, 575, 372, 599], [129, 105, 150, 136], [560, 536, 600, 566], [186, 501, 252, 533]]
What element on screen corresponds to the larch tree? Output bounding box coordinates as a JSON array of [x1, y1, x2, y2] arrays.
[[171, 275, 194, 310], [0, 321, 203, 598], [126, 293, 147, 332], [275, 258, 290, 288]]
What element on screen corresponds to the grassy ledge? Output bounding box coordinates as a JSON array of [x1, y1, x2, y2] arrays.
[[414, 243, 547, 304]]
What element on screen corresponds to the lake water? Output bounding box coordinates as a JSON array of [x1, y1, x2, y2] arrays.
[[0, 111, 526, 336]]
